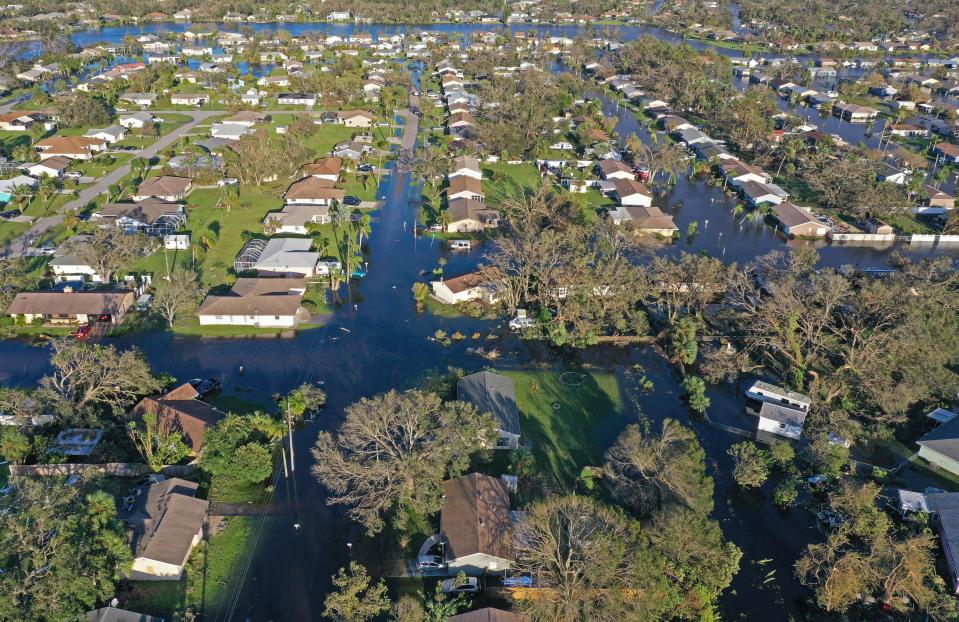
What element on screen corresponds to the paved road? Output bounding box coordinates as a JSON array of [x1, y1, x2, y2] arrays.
[[2, 110, 219, 258]]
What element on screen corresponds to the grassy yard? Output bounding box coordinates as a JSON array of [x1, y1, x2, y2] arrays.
[[269, 119, 356, 157], [0, 220, 31, 246], [499, 369, 623, 486], [72, 152, 135, 178], [481, 163, 542, 207], [121, 516, 273, 620]]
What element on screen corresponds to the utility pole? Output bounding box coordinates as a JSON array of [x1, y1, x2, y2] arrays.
[[286, 403, 295, 472]]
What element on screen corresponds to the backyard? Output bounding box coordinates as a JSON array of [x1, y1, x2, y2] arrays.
[[499, 368, 623, 487]]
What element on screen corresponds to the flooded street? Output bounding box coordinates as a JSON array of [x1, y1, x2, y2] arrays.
[[4, 21, 959, 622]]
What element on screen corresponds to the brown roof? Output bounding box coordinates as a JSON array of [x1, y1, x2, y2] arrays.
[[452, 155, 481, 174], [97, 199, 181, 225], [35, 136, 105, 153], [6, 291, 133, 316], [448, 111, 476, 126], [623, 206, 677, 230], [447, 175, 484, 197], [772, 202, 818, 228], [136, 175, 192, 198], [597, 159, 632, 175], [284, 176, 346, 202], [936, 143, 959, 157], [441, 473, 512, 562], [449, 609, 528, 622], [337, 110, 374, 121], [129, 383, 224, 453], [225, 111, 270, 123], [198, 278, 305, 318], [302, 157, 343, 177], [229, 277, 306, 296], [613, 178, 652, 198], [33, 156, 72, 171], [136, 486, 208, 565], [441, 271, 489, 294], [447, 198, 497, 224]]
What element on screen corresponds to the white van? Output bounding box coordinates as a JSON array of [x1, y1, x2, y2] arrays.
[[449, 239, 471, 251]]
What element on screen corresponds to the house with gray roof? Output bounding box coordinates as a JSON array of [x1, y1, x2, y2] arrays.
[[87, 606, 164, 622], [917, 416, 959, 477], [457, 371, 521, 449], [924, 492, 959, 593]]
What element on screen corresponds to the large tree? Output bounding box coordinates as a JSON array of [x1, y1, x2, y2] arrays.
[[311, 390, 495, 536], [152, 267, 202, 328], [511, 495, 678, 622], [0, 480, 131, 621], [603, 419, 713, 516], [39, 339, 161, 417], [323, 561, 390, 622], [68, 227, 146, 284]]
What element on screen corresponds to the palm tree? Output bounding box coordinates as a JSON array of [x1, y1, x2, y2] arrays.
[[12, 144, 35, 163], [37, 176, 61, 214], [11, 183, 34, 211], [356, 213, 372, 246]]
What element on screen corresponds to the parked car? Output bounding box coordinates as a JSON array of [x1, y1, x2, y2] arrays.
[[416, 555, 446, 570], [0, 209, 21, 220], [343, 195, 361, 206], [449, 240, 471, 251], [502, 574, 536, 588], [188, 378, 222, 398], [64, 172, 82, 180], [358, 163, 374, 172], [73, 325, 92, 340], [441, 577, 480, 594]]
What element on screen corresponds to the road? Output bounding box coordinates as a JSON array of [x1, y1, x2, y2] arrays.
[[1, 110, 219, 258]]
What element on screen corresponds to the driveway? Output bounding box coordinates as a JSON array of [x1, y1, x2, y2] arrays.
[[2, 110, 219, 258]]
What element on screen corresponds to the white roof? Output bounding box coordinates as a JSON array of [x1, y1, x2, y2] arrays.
[[928, 408, 959, 424]]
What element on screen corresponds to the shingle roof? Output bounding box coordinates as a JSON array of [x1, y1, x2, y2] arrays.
[[458, 371, 520, 435], [6, 291, 134, 316], [136, 175, 191, 198], [86, 606, 164, 622], [136, 486, 208, 565], [758, 401, 807, 427], [441, 474, 512, 562], [448, 609, 528, 622], [129, 384, 224, 453], [918, 416, 959, 461]]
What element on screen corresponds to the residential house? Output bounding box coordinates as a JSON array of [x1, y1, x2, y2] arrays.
[[608, 205, 678, 236], [917, 416, 959, 477], [119, 111, 155, 129], [771, 203, 829, 238], [612, 178, 652, 207], [659, 115, 694, 133], [337, 110, 375, 128], [6, 290, 134, 324], [889, 123, 929, 138], [133, 176, 192, 202], [450, 156, 482, 180], [924, 493, 959, 594], [210, 122, 250, 141], [127, 478, 208, 580], [448, 111, 477, 131], [93, 199, 185, 235], [933, 143, 959, 164], [745, 380, 811, 440], [235, 237, 319, 276], [129, 383, 224, 454], [284, 176, 346, 206], [720, 160, 771, 187], [440, 473, 513, 573], [924, 186, 955, 210], [446, 198, 498, 232], [672, 127, 712, 146], [170, 94, 209, 106], [120, 92, 158, 107], [457, 371, 521, 449], [49, 236, 100, 281], [597, 159, 635, 181], [431, 271, 501, 305], [447, 176, 485, 202], [738, 180, 786, 207], [0, 111, 42, 131], [263, 204, 331, 234], [87, 606, 164, 622], [832, 102, 879, 122], [301, 157, 342, 182], [84, 125, 127, 144], [198, 277, 307, 327], [277, 93, 317, 106], [24, 156, 71, 178], [35, 136, 106, 160]]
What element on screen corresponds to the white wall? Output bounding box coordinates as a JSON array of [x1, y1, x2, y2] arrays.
[[198, 313, 297, 328]]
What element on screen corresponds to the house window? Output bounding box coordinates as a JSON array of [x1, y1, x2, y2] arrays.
[[496, 437, 510, 447], [274, 315, 280, 320]]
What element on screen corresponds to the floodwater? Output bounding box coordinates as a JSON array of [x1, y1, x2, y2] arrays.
[[3, 22, 958, 622]]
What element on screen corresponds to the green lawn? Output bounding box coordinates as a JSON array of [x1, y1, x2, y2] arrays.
[[72, 152, 135, 178], [340, 175, 380, 202], [481, 163, 542, 207], [0, 129, 31, 152], [499, 369, 623, 486], [269, 119, 355, 157], [0, 221, 31, 246], [121, 516, 273, 620]]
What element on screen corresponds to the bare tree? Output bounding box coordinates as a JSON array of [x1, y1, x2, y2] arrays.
[[311, 390, 495, 536], [152, 268, 202, 328], [68, 228, 147, 284]]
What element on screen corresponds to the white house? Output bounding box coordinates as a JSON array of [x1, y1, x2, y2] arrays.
[[84, 125, 127, 144], [431, 272, 500, 305], [263, 204, 331, 234], [457, 371, 521, 449], [234, 237, 319, 276], [197, 277, 306, 327], [449, 155, 483, 180], [745, 380, 811, 440], [25, 156, 71, 178], [613, 179, 652, 207], [119, 111, 155, 129]]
